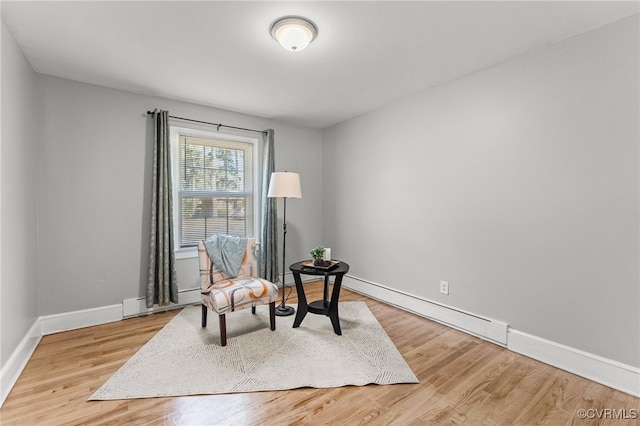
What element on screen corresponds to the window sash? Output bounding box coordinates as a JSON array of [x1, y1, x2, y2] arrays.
[[173, 129, 255, 248]]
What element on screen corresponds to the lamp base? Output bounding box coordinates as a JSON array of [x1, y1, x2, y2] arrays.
[[275, 304, 295, 316]]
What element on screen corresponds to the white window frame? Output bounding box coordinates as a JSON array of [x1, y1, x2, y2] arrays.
[[170, 125, 260, 259]]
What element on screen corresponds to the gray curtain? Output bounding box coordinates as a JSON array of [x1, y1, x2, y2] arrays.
[[146, 109, 178, 307], [260, 129, 279, 282]]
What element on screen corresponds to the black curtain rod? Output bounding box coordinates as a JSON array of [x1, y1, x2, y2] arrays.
[[146, 111, 267, 135]]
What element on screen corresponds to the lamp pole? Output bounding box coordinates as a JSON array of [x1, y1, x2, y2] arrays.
[[276, 196, 295, 316]]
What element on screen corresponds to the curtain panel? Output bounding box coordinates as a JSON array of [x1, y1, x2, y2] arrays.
[[260, 129, 279, 282], [146, 109, 179, 307]]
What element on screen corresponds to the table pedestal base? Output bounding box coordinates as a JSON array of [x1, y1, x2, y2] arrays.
[[290, 261, 350, 336]]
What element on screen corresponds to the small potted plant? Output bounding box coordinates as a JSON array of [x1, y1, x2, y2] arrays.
[[310, 246, 326, 266]]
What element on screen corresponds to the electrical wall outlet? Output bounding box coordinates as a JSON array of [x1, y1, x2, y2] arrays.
[[440, 280, 449, 295]]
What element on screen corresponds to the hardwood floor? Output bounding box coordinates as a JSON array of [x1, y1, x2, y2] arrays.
[[1, 281, 638, 425]]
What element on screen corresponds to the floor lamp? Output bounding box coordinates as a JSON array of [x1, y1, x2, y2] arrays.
[[267, 171, 302, 316]]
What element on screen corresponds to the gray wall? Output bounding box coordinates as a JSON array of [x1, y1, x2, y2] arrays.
[[1, 23, 40, 366], [36, 76, 323, 315], [322, 16, 639, 366], [2, 11, 638, 376]]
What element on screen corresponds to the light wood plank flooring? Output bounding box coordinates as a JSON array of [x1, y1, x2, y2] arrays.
[[1, 281, 638, 425]]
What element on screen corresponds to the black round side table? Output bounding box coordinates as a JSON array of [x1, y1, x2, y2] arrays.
[[289, 260, 350, 335]]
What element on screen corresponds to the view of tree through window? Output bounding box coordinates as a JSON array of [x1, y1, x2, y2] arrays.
[[178, 134, 254, 247]]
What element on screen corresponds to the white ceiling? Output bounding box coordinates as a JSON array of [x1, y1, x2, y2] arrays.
[[2, 1, 638, 129]]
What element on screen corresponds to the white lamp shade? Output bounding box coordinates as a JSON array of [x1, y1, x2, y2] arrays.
[[267, 172, 302, 198], [275, 24, 312, 51]]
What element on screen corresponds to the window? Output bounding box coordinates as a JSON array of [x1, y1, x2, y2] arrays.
[[171, 127, 257, 249]]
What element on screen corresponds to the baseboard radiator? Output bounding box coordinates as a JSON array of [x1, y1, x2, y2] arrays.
[[342, 275, 508, 346], [342, 274, 639, 397]]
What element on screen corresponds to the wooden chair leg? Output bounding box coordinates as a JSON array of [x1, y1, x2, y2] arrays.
[[269, 301, 276, 331], [219, 314, 227, 346], [201, 304, 207, 327]]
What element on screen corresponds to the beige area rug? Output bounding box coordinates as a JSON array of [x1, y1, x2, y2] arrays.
[[90, 302, 418, 400]]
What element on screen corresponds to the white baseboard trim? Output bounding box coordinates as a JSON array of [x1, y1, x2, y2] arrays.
[[122, 288, 201, 318], [508, 329, 640, 397], [39, 304, 123, 335], [343, 274, 639, 397], [343, 275, 508, 345], [1, 318, 42, 408], [2, 289, 202, 407]]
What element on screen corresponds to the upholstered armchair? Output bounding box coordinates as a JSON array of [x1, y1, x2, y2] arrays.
[[199, 236, 278, 346]]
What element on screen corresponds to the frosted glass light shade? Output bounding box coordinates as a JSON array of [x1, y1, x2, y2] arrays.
[[267, 172, 302, 198], [270, 16, 318, 52]]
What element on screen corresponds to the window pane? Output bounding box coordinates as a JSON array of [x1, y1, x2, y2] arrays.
[[179, 196, 252, 246], [177, 134, 254, 248]]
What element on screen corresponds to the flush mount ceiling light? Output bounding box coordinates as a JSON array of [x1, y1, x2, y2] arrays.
[[270, 16, 318, 52]]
